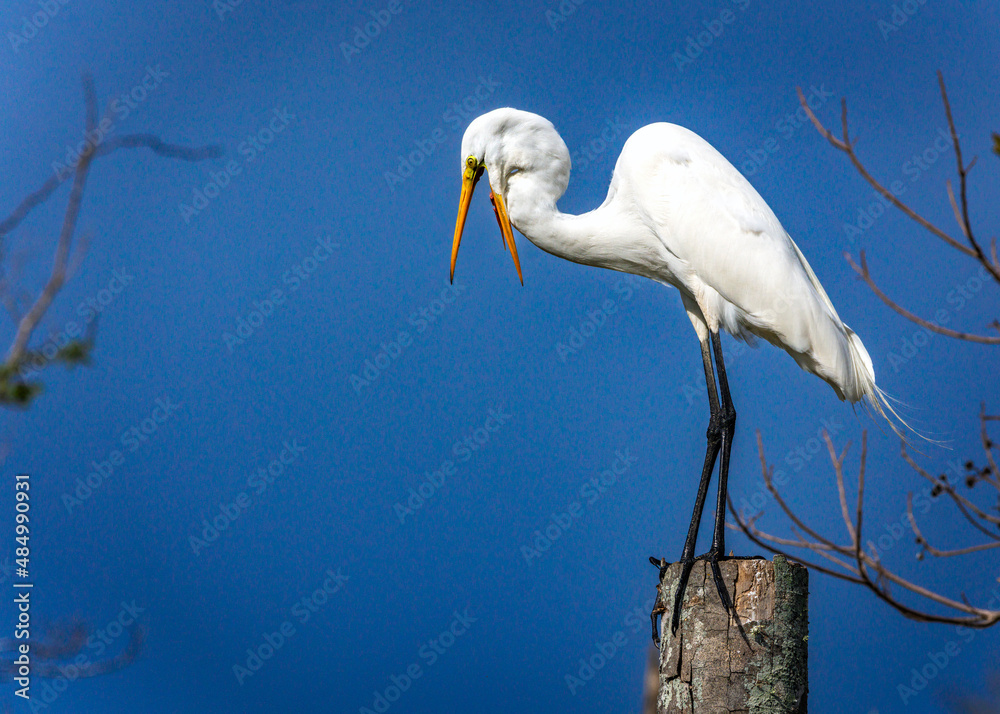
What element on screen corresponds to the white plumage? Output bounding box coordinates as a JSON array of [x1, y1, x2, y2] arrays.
[[452, 107, 896, 423], [449, 107, 906, 641]]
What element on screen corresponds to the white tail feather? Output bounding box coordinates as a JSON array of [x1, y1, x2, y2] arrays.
[[845, 329, 924, 443]]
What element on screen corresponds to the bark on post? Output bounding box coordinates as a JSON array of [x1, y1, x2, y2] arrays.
[[656, 555, 808, 713]]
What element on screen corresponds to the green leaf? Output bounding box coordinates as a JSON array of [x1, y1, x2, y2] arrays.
[[55, 339, 92, 366], [0, 376, 42, 406]]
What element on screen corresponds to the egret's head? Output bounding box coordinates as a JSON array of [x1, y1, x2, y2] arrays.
[[450, 108, 571, 285]]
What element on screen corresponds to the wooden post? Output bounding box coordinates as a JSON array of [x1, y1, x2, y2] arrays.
[[655, 555, 808, 713]]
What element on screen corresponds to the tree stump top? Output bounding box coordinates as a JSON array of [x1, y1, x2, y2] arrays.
[[657, 556, 808, 713]]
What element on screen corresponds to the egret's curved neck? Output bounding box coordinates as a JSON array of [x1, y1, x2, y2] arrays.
[[505, 176, 636, 275]]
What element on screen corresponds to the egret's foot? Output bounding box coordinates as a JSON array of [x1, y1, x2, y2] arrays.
[[676, 552, 762, 648], [676, 551, 735, 633], [647, 556, 670, 646], [648, 551, 742, 647]]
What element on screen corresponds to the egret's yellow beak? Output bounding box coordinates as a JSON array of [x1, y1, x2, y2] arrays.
[[450, 156, 523, 285], [489, 189, 523, 285]]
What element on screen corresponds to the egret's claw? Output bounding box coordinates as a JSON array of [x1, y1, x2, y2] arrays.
[[650, 551, 752, 648], [648, 556, 670, 646]]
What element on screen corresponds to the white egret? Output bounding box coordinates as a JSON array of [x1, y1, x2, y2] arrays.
[[449, 108, 903, 644]]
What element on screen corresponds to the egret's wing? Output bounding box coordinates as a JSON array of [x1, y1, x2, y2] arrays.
[[625, 124, 842, 346], [610, 123, 904, 423]]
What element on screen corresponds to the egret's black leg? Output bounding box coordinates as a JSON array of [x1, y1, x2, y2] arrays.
[[704, 330, 738, 619], [649, 337, 723, 644], [649, 330, 749, 647]]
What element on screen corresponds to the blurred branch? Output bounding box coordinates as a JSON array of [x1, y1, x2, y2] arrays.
[[728, 429, 1000, 629], [905, 406, 1000, 563], [0, 619, 144, 681], [845, 251, 1000, 344], [796, 81, 987, 264], [6, 76, 98, 366], [0, 74, 221, 406], [797, 73, 1000, 343], [0, 135, 220, 239]]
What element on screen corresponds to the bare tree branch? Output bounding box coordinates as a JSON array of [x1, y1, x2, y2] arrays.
[[753, 432, 842, 550], [832, 435, 856, 542], [796, 86, 987, 264], [937, 70, 986, 265], [902, 440, 1000, 531], [907, 495, 1000, 558], [0, 131, 220, 239], [978, 404, 999, 488], [737, 74, 1000, 636], [0, 74, 221, 404], [797, 76, 1000, 345], [0, 620, 144, 681], [730, 430, 1000, 629], [845, 251, 1000, 344], [6, 76, 98, 365], [853, 431, 867, 568]]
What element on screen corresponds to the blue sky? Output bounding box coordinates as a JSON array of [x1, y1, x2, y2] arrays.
[[1, 1, 998, 712]]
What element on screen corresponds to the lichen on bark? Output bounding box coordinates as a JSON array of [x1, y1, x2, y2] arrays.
[[656, 556, 808, 713]]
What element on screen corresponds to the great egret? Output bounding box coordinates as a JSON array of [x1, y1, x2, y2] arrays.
[[449, 108, 902, 644]]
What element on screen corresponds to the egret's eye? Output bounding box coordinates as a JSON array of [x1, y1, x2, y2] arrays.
[[466, 156, 478, 169], [509, 167, 521, 178]]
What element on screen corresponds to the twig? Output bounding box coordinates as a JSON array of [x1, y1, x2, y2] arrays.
[[978, 404, 999, 488], [754, 431, 842, 550], [5, 76, 98, 365], [901, 444, 1000, 530], [730, 431, 1000, 628], [829, 433, 856, 542], [727, 496, 867, 584], [797, 86, 983, 262], [0, 74, 222, 381], [745, 76, 1000, 631], [0, 135, 221, 239], [937, 70, 989, 272], [845, 251, 1000, 344], [907, 494, 1000, 558], [947, 182, 968, 240], [854, 431, 867, 569]]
